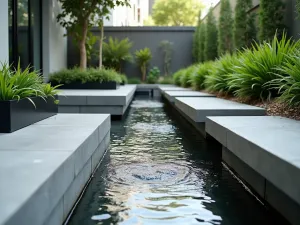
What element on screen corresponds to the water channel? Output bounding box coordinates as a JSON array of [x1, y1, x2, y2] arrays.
[[68, 96, 288, 225]]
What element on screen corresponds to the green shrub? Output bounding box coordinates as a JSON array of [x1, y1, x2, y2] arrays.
[[135, 48, 152, 82], [158, 76, 174, 84], [128, 77, 142, 84], [0, 63, 59, 104], [192, 61, 214, 90], [227, 34, 300, 99], [120, 74, 128, 84], [204, 7, 218, 61], [103, 37, 133, 71], [205, 54, 239, 93], [180, 65, 198, 88], [269, 53, 300, 106], [49, 68, 122, 84], [147, 67, 160, 84], [173, 69, 185, 86]]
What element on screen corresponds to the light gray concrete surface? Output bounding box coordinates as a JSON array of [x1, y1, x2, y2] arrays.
[[206, 116, 300, 225], [158, 85, 192, 93], [58, 85, 136, 116], [163, 90, 215, 103], [175, 97, 266, 122], [0, 114, 110, 225]]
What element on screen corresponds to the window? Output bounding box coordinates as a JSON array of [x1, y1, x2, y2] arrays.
[[138, 8, 140, 23], [9, 0, 42, 71]]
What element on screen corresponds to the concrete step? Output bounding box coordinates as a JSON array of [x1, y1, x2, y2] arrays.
[[57, 85, 136, 115], [0, 114, 111, 225], [175, 97, 266, 123], [163, 90, 215, 103], [206, 116, 300, 225]]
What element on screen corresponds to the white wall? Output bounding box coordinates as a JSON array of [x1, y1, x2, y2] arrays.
[[42, 0, 67, 81], [0, 0, 9, 64]]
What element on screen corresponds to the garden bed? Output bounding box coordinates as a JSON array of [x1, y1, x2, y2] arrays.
[[0, 97, 58, 133], [53, 81, 119, 90]]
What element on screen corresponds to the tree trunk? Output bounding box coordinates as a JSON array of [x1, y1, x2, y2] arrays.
[[142, 64, 146, 81], [79, 20, 88, 70], [99, 22, 104, 68]]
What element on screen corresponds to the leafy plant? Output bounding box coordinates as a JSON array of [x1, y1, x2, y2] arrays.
[[119, 74, 128, 84], [160, 40, 173, 75], [204, 7, 218, 61], [103, 37, 133, 72], [205, 54, 238, 93], [135, 48, 152, 82], [192, 61, 214, 90], [193, 11, 202, 62], [173, 69, 186, 86], [0, 63, 59, 105], [268, 53, 300, 106], [218, 0, 234, 55], [147, 67, 160, 84], [56, 0, 130, 69], [227, 34, 300, 99], [180, 65, 198, 88], [198, 23, 206, 62], [128, 77, 142, 84], [49, 67, 123, 85], [158, 76, 174, 84]]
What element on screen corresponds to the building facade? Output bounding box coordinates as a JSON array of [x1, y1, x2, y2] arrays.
[[103, 0, 150, 26], [1, 0, 67, 81]]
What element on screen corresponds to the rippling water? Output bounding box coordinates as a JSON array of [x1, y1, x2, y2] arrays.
[[68, 97, 289, 225]]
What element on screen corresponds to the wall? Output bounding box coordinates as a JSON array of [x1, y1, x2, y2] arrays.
[[42, 0, 67, 82], [67, 27, 195, 78], [0, 0, 9, 63]]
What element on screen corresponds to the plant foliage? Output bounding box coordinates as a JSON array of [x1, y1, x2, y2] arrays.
[[192, 61, 214, 90], [204, 8, 218, 61], [0, 63, 59, 104], [103, 37, 133, 72], [147, 67, 161, 84], [218, 0, 234, 55], [135, 48, 152, 82], [259, 0, 285, 42]]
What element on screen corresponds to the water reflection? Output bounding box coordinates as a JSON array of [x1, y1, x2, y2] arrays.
[[68, 97, 289, 225]]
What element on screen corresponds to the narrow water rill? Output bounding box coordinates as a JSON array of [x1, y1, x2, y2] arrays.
[[67, 97, 288, 225]]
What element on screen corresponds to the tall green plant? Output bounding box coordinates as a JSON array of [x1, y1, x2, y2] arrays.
[[259, 0, 285, 42], [204, 8, 218, 61], [218, 0, 234, 55], [192, 61, 214, 90], [193, 11, 202, 62], [198, 23, 206, 62], [135, 48, 152, 82], [103, 37, 133, 72], [234, 0, 257, 50], [160, 40, 173, 76]]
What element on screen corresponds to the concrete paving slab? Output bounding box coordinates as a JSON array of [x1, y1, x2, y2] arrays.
[[0, 114, 111, 225], [158, 85, 192, 93], [163, 90, 215, 103], [206, 116, 300, 208], [175, 97, 265, 122]]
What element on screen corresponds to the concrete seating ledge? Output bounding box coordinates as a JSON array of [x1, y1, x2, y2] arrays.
[[58, 85, 136, 116], [0, 114, 111, 225], [162, 90, 215, 103], [206, 116, 300, 225]]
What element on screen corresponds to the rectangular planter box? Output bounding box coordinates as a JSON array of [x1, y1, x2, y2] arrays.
[[54, 81, 119, 90], [0, 97, 58, 133]]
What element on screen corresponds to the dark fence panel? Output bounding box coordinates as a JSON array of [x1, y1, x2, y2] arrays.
[[67, 26, 195, 78]]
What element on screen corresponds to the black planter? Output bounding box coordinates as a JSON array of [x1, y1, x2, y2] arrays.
[[53, 81, 119, 90], [0, 97, 58, 133]]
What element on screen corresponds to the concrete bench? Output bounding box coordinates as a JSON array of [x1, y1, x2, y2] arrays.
[[58, 85, 136, 116], [175, 97, 266, 123], [206, 116, 300, 225], [163, 90, 215, 103], [158, 85, 192, 93], [0, 114, 110, 225]]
